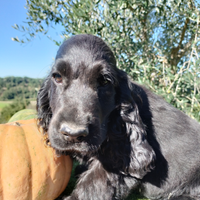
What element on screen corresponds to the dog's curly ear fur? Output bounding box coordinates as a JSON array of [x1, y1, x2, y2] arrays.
[[120, 102, 155, 179], [117, 71, 155, 179], [36, 77, 52, 133]]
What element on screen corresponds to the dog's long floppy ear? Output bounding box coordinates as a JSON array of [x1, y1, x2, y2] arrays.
[[117, 71, 156, 179], [36, 77, 52, 133]]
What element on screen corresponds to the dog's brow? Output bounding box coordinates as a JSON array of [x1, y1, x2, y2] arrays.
[[53, 60, 71, 76], [92, 61, 109, 75], [88, 61, 117, 86]]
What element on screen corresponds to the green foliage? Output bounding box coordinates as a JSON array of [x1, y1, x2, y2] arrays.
[[12, 0, 200, 122], [0, 102, 12, 110], [0, 76, 43, 101], [0, 77, 41, 123], [0, 100, 30, 123]]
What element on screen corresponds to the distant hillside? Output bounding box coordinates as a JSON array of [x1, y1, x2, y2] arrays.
[[0, 77, 43, 101]]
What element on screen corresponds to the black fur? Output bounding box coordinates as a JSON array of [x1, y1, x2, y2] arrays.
[[37, 34, 200, 200]]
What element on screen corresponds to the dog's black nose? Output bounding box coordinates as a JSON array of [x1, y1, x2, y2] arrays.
[[60, 124, 89, 140]]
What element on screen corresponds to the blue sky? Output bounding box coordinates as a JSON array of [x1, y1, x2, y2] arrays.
[[0, 0, 64, 78]]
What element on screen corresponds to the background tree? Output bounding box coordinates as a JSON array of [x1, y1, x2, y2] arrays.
[[0, 100, 30, 123], [13, 0, 200, 121], [0, 77, 43, 101]]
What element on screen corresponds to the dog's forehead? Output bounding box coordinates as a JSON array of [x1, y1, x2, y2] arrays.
[[56, 34, 115, 65], [55, 49, 103, 76], [53, 35, 117, 81], [60, 47, 97, 66], [55, 38, 108, 73], [57, 42, 102, 65]]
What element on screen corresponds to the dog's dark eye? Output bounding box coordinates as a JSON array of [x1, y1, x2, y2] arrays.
[[98, 76, 110, 87], [53, 73, 62, 84]]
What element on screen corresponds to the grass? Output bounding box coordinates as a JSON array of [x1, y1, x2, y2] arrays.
[[0, 100, 36, 112], [56, 161, 148, 200], [26, 100, 37, 110], [0, 101, 13, 111]]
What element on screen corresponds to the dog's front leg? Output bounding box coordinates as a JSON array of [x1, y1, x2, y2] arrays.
[[63, 158, 134, 200]]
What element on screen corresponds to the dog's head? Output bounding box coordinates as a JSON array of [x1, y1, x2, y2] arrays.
[[37, 34, 119, 155], [37, 34, 155, 178]]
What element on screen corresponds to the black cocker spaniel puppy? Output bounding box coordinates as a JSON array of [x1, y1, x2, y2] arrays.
[[37, 34, 200, 200]]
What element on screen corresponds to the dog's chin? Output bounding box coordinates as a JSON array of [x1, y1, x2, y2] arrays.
[[49, 137, 101, 158]]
